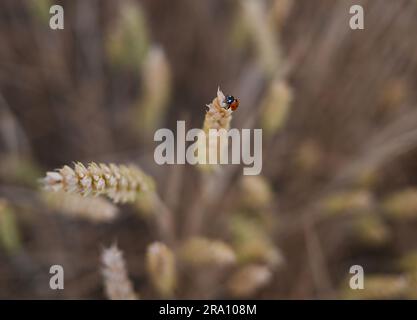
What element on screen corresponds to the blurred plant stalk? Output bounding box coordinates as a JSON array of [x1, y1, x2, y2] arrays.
[[0, 199, 22, 255]]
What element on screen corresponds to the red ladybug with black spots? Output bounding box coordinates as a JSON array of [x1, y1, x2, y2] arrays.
[[225, 95, 239, 111]]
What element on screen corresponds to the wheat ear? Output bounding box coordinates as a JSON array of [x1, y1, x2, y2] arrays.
[[197, 87, 234, 170], [42, 162, 154, 203], [146, 242, 176, 297], [180, 237, 236, 267], [227, 264, 272, 298], [101, 245, 138, 300], [136, 46, 171, 138], [203, 87, 233, 132]]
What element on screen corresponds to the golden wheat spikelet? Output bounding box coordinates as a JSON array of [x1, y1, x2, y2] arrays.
[[239, 175, 273, 210], [106, 0, 149, 69], [354, 214, 390, 246], [382, 188, 417, 219], [240, 0, 282, 74], [203, 87, 233, 133], [42, 162, 154, 203], [260, 79, 293, 136], [227, 264, 272, 298], [230, 214, 284, 268], [198, 88, 234, 169], [180, 237, 236, 267], [101, 245, 138, 300], [136, 46, 172, 138], [146, 242, 176, 297], [321, 190, 373, 216]]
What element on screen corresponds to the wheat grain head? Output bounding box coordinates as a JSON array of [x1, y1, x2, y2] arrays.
[[42, 162, 154, 203], [101, 245, 138, 300]]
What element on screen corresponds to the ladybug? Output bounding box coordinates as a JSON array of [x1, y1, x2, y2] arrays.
[[225, 95, 239, 111]]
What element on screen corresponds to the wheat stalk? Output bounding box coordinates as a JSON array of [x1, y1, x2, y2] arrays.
[[186, 88, 235, 234]]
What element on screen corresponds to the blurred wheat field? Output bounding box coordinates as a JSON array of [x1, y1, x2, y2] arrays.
[[1, 0, 417, 299]]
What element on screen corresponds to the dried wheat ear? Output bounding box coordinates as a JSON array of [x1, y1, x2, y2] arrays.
[[42, 162, 154, 203]]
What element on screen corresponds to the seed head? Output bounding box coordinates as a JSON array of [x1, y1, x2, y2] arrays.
[[101, 245, 138, 300], [146, 242, 176, 297], [42, 162, 154, 203]]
